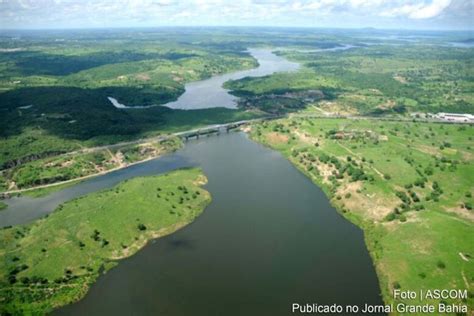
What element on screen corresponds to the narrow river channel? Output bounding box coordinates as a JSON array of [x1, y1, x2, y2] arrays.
[[108, 48, 300, 110]]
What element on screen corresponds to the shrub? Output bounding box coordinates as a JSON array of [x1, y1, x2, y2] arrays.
[[91, 229, 101, 241], [8, 275, 17, 284], [414, 204, 425, 211], [21, 276, 30, 285], [436, 260, 446, 269], [396, 191, 410, 204], [414, 178, 426, 188], [384, 174, 391, 180], [138, 223, 147, 231], [385, 212, 396, 222], [424, 166, 434, 176]]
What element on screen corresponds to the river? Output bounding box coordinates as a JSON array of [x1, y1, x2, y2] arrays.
[[1, 44, 384, 315], [52, 133, 383, 315], [108, 48, 300, 110], [2, 132, 384, 315]]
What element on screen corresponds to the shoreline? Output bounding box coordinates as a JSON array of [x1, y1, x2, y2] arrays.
[[2, 113, 468, 198], [244, 121, 473, 311], [245, 128, 387, 299], [2, 152, 170, 196], [0, 118, 269, 198], [0, 170, 212, 315]]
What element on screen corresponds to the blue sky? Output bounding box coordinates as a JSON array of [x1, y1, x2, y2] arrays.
[[0, 0, 472, 30]]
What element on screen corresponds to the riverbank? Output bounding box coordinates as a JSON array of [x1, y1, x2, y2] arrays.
[[51, 131, 384, 315], [249, 117, 474, 312], [4, 113, 462, 198], [1, 137, 183, 197], [1, 116, 273, 198], [0, 168, 211, 315]]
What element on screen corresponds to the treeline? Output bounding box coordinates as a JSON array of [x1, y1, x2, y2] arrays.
[[4, 50, 192, 76]]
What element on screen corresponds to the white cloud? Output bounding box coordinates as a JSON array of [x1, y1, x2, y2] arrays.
[[0, 0, 471, 29], [381, 0, 452, 19], [409, 0, 452, 18]]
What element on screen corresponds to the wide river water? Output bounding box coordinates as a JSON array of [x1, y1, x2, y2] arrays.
[[1, 45, 384, 315], [1, 132, 384, 315]]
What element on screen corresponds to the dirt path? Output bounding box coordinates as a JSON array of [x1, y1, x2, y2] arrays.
[[462, 270, 470, 289], [336, 141, 385, 178], [459, 252, 469, 262], [2, 155, 162, 195]]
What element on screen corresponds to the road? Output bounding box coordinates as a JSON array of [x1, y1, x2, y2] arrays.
[[0, 118, 269, 195], [1, 113, 470, 195]]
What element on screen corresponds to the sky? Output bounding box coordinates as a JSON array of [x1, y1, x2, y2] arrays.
[[0, 0, 473, 30]]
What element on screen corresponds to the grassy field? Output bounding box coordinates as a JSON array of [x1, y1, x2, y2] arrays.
[[250, 117, 474, 314], [225, 44, 474, 115], [0, 168, 211, 315]]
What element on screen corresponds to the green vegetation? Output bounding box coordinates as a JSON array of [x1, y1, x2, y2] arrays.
[[1, 28, 473, 315], [224, 69, 337, 114], [225, 45, 473, 115], [0, 168, 211, 315], [2, 137, 182, 192], [0, 106, 262, 173], [0, 201, 7, 211], [0, 30, 263, 181], [251, 117, 474, 311], [2, 29, 472, 194]]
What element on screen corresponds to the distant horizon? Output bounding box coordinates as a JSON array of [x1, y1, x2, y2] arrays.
[[1, 0, 472, 32], [0, 25, 473, 33]]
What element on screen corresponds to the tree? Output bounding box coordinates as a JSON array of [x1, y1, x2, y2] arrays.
[[385, 212, 396, 221]]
